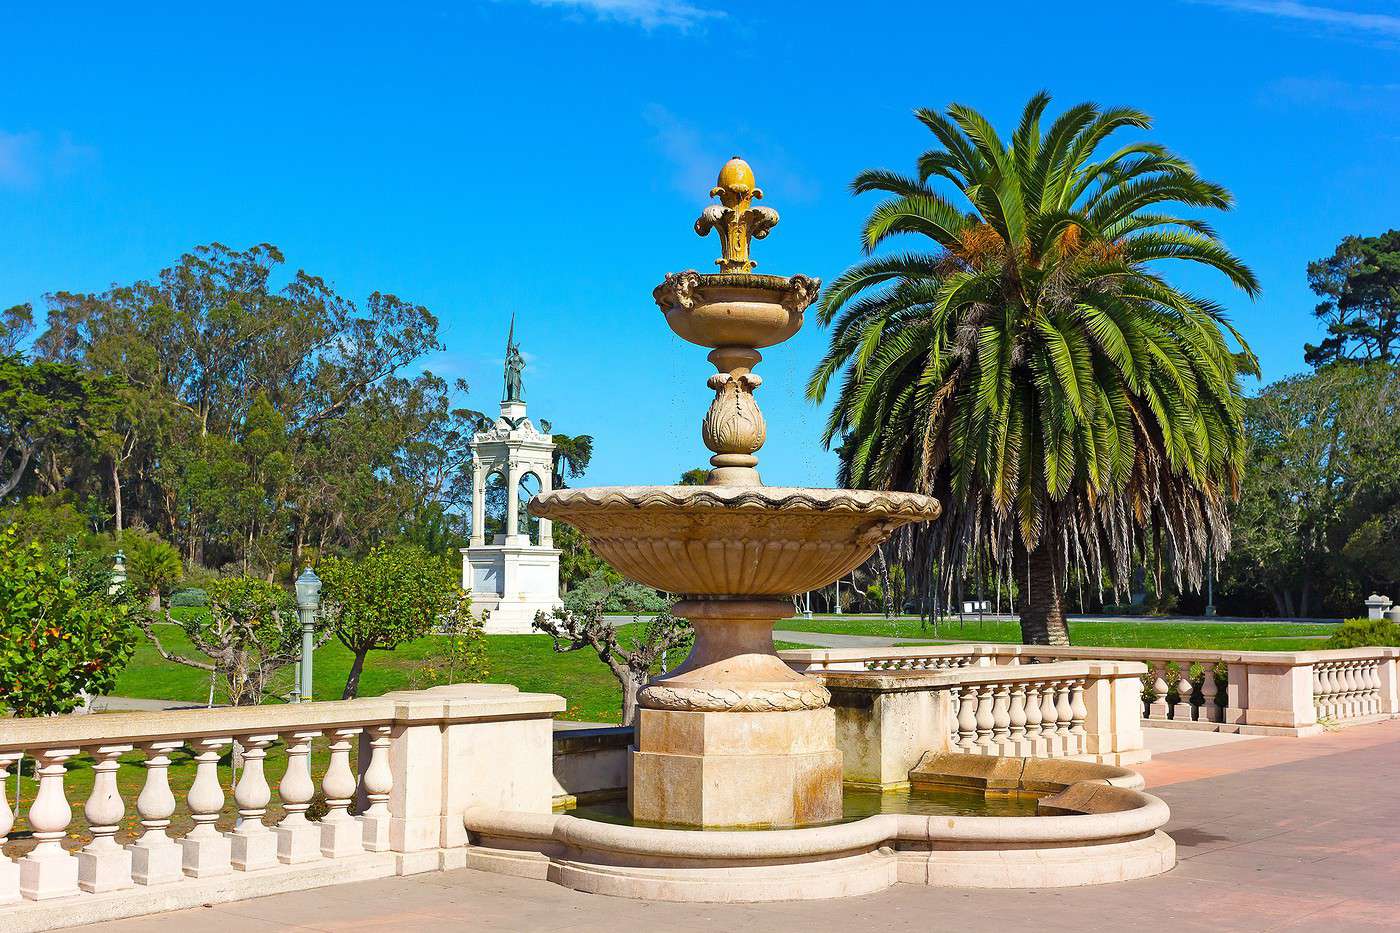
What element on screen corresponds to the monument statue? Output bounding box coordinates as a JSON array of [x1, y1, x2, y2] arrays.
[[503, 316, 525, 402]]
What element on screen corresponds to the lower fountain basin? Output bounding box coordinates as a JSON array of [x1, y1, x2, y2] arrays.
[[527, 485, 941, 596], [463, 756, 1175, 902]]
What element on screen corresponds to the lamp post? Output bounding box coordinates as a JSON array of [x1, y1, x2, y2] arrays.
[[294, 568, 322, 703]]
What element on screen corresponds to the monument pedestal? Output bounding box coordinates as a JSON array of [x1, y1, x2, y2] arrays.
[[464, 544, 562, 634], [630, 707, 842, 828]]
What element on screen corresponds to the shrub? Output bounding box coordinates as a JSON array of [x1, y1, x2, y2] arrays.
[[122, 529, 183, 608], [0, 527, 139, 716], [1325, 617, 1400, 649], [169, 588, 209, 608]]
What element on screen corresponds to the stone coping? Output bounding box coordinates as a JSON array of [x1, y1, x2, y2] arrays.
[[784, 642, 1400, 668], [817, 659, 1148, 692], [465, 767, 1167, 857], [0, 683, 566, 751]]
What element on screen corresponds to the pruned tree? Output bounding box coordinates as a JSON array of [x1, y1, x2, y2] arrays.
[[534, 581, 691, 725], [140, 576, 327, 706]]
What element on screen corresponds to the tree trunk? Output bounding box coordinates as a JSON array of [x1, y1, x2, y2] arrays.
[[342, 649, 368, 700], [620, 671, 647, 727], [876, 545, 894, 619], [111, 457, 123, 539], [1019, 546, 1070, 646]]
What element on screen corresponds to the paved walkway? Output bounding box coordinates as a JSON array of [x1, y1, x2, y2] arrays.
[[81, 719, 1400, 932]]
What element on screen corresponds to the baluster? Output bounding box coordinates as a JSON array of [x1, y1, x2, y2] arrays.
[[1148, 662, 1171, 720], [128, 740, 184, 886], [974, 685, 995, 752], [0, 753, 19, 904], [321, 729, 364, 858], [991, 684, 1011, 751], [1199, 662, 1221, 723], [1040, 680, 1060, 753], [357, 726, 394, 851], [1311, 664, 1325, 719], [1366, 661, 1382, 716], [1070, 679, 1089, 754], [1055, 679, 1074, 741], [1333, 663, 1350, 721], [183, 737, 232, 877], [78, 744, 133, 893], [954, 686, 978, 752], [1173, 661, 1196, 721], [1023, 682, 1044, 755], [1346, 662, 1363, 719], [1321, 664, 1339, 721], [229, 734, 279, 871], [1008, 683, 1029, 755], [18, 747, 81, 900], [276, 731, 323, 864]]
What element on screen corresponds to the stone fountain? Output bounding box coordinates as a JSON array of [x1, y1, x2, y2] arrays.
[[530, 157, 941, 828]]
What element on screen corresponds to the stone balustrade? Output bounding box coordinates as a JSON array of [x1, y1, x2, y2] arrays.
[[0, 683, 562, 932], [813, 659, 1148, 786], [784, 644, 1400, 736]]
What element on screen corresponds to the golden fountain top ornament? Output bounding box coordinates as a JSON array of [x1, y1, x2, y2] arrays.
[[695, 156, 780, 273]]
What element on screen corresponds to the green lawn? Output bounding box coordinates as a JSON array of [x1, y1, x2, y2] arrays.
[[777, 614, 1337, 651]]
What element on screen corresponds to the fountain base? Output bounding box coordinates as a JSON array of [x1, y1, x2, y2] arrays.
[[630, 707, 842, 827]]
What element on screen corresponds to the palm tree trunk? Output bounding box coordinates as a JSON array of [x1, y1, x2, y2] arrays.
[[1019, 546, 1070, 646]]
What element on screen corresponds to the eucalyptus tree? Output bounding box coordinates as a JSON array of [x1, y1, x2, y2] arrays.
[[808, 93, 1259, 644]]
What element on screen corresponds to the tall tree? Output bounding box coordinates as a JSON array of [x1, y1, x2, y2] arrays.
[[808, 94, 1259, 644], [1304, 230, 1400, 368]]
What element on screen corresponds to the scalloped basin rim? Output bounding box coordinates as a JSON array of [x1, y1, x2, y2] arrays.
[[529, 485, 942, 517]]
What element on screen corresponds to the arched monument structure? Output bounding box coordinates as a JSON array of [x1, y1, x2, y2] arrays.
[[462, 320, 562, 633]]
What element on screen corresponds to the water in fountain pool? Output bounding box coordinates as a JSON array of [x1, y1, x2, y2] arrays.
[[565, 784, 1040, 831]]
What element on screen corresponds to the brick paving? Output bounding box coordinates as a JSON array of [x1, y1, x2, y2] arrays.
[[80, 721, 1400, 932]]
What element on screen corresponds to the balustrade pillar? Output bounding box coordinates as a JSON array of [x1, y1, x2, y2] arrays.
[[955, 687, 978, 752], [1023, 682, 1044, 756], [0, 753, 19, 905], [358, 726, 393, 851], [1069, 678, 1089, 754], [1147, 662, 1171, 720], [18, 747, 81, 900], [1039, 681, 1060, 754], [991, 684, 1011, 749], [228, 734, 279, 871], [321, 728, 364, 858], [974, 685, 995, 752], [276, 731, 323, 864], [78, 744, 133, 893], [1008, 683, 1029, 755], [1199, 664, 1221, 723], [1172, 662, 1196, 721], [128, 740, 184, 885], [182, 737, 232, 877]]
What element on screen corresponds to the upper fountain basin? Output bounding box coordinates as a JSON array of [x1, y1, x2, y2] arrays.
[[528, 485, 940, 597], [652, 272, 821, 350]]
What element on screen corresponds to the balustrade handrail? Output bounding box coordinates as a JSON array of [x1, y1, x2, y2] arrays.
[[0, 684, 562, 753], [782, 642, 1400, 672], [816, 658, 1148, 690]]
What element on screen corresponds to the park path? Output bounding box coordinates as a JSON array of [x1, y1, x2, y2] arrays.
[[80, 719, 1400, 932]]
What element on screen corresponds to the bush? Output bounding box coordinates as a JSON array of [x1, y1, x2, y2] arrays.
[[0, 527, 139, 716], [122, 529, 183, 607], [169, 588, 209, 608], [1325, 617, 1400, 649]]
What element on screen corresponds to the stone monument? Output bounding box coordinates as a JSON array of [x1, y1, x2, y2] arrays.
[[530, 158, 940, 827], [462, 319, 562, 634]]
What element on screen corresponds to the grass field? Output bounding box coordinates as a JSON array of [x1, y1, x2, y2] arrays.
[[776, 614, 1338, 652]]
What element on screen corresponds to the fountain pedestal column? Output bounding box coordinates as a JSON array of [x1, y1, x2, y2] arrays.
[[628, 599, 843, 828]]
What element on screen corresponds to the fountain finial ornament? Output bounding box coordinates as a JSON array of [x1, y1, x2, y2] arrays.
[[695, 156, 780, 273]]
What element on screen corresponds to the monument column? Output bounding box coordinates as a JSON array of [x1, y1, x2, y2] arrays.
[[469, 460, 486, 548], [505, 463, 521, 545]]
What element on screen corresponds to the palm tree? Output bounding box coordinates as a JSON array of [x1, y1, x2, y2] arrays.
[[808, 94, 1259, 645]]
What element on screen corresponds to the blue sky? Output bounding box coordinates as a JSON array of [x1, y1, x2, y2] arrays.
[[3, 1, 1398, 488]]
